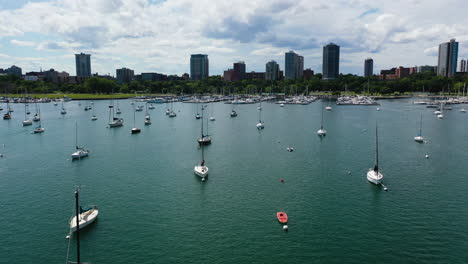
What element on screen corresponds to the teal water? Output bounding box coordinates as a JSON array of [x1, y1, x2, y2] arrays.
[[1, 99, 467, 263]]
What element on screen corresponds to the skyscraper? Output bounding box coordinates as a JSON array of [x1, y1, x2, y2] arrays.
[[116, 68, 135, 83], [233, 61, 246, 81], [323, 43, 340, 80], [265, 61, 280, 81], [75, 53, 91, 77], [364, 58, 373, 77], [437, 39, 458, 77], [190, 54, 209, 80], [285, 51, 304, 80], [460, 59, 466, 73]]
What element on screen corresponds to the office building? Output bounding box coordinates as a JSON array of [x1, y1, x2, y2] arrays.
[[190, 54, 209, 80], [364, 58, 373, 77], [5, 65, 22, 77], [303, 69, 314, 80], [437, 39, 458, 77], [233, 61, 246, 81], [323, 43, 340, 80], [265, 61, 280, 81], [75, 53, 92, 77], [460, 59, 466, 72], [285, 51, 304, 80], [116, 68, 135, 83]]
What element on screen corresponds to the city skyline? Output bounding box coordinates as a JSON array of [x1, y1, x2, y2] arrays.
[[0, 0, 468, 76]]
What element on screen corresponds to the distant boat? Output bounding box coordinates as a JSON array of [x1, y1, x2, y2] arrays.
[[148, 104, 155, 109], [91, 104, 97, 120], [460, 108, 466, 113], [436, 103, 444, 119], [367, 124, 383, 185], [144, 103, 151, 125], [194, 139, 209, 180], [256, 100, 264, 129], [168, 100, 176, 117], [3, 100, 12, 120], [22, 102, 32, 126], [325, 91, 332, 111], [414, 113, 424, 143], [108, 100, 123, 127], [131, 105, 141, 134], [60, 101, 67, 115], [317, 104, 327, 136], [209, 102, 215, 121], [33, 102, 40, 121], [71, 122, 89, 160], [198, 106, 211, 145], [116, 101, 122, 115]]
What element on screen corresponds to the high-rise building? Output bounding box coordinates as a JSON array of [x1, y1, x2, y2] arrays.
[[460, 59, 467, 72], [364, 58, 373, 77], [323, 43, 340, 80], [116, 68, 135, 83], [5, 65, 22, 77], [190, 54, 209, 80], [437, 39, 458, 77], [233, 61, 246, 81], [285, 51, 304, 80], [303, 69, 314, 80], [75, 53, 91, 77], [417, 65, 437, 73], [265, 60, 280, 81]]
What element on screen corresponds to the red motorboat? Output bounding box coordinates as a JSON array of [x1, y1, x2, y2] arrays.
[[277, 212, 288, 224]]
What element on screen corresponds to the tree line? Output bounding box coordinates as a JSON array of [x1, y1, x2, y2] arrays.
[[1, 72, 468, 95]]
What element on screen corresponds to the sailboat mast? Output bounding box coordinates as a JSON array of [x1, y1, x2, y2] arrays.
[[75, 122, 78, 148], [201, 106, 204, 137], [320, 105, 324, 129], [419, 113, 423, 136], [75, 189, 81, 264], [133, 105, 136, 127], [375, 124, 379, 172]]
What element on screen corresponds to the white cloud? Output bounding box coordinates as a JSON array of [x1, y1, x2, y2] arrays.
[[10, 39, 35, 46], [0, 0, 466, 75]]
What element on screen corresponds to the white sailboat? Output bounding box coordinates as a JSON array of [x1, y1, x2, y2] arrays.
[[33, 108, 45, 133], [414, 113, 424, 143], [71, 122, 89, 160], [108, 100, 123, 127], [209, 102, 215, 121], [3, 100, 12, 120], [69, 188, 98, 232], [33, 102, 40, 121], [325, 91, 332, 111], [437, 102, 444, 119], [198, 106, 211, 145], [194, 135, 209, 180], [91, 104, 98, 120], [168, 100, 176, 117], [144, 103, 152, 125], [256, 100, 264, 129], [116, 101, 122, 115], [367, 124, 383, 185], [317, 104, 327, 136], [131, 105, 141, 134], [22, 103, 32, 126], [60, 101, 67, 115], [148, 103, 155, 110]]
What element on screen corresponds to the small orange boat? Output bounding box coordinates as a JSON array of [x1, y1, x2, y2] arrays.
[[277, 212, 288, 224]]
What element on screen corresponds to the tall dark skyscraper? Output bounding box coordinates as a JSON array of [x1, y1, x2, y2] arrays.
[[75, 53, 91, 77], [364, 58, 373, 77], [460, 59, 466, 73], [233, 61, 246, 81], [285, 51, 304, 80], [116, 68, 134, 83], [265, 60, 280, 81], [323, 43, 340, 80], [190, 54, 209, 80], [437, 39, 458, 77]]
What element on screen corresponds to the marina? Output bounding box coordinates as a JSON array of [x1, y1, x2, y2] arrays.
[[1, 97, 468, 263]]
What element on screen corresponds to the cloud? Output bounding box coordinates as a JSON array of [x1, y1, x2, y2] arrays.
[[424, 46, 438, 56], [10, 39, 35, 46]]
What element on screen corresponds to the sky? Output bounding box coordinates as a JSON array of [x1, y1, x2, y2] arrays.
[[0, 0, 467, 76]]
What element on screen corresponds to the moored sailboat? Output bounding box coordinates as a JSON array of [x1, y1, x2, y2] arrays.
[[71, 122, 90, 160], [317, 104, 327, 136], [414, 113, 424, 143], [367, 124, 383, 185]]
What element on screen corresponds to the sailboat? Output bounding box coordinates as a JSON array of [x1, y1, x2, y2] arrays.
[[317, 104, 327, 136], [194, 137, 209, 180], [148, 103, 155, 110], [33, 105, 45, 133], [33, 102, 40, 121], [22, 102, 32, 126], [60, 101, 67, 115], [414, 113, 424, 143], [131, 105, 141, 134], [71, 122, 90, 159], [209, 103, 215, 121], [195, 102, 201, 119], [3, 100, 11, 120], [437, 102, 444, 119], [256, 100, 265, 129], [230, 100, 237, 117], [325, 91, 332, 111], [198, 106, 211, 145], [169, 100, 176, 117], [367, 124, 383, 185], [91, 104, 98, 120], [144, 103, 152, 125], [116, 101, 122, 114], [69, 188, 98, 233], [108, 100, 123, 127]]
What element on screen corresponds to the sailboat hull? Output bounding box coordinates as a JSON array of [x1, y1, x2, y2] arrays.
[[194, 165, 209, 178], [198, 137, 212, 145], [414, 136, 424, 143], [70, 207, 99, 232], [367, 169, 383, 185]]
